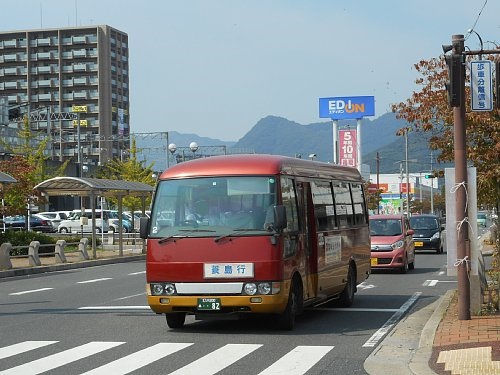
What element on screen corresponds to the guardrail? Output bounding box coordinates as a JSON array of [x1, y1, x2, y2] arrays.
[[0, 238, 89, 270]]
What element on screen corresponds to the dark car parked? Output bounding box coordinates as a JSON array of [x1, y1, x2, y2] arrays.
[[3, 215, 56, 233], [409, 214, 444, 254]]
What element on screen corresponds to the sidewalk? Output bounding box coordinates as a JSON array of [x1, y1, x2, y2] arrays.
[[430, 290, 500, 375], [365, 239, 499, 375]]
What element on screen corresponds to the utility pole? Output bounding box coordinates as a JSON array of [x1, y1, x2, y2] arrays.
[[430, 151, 434, 214], [376, 152, 380, 214], [444, 34, 470, 320], [405, 129, 410, 216]]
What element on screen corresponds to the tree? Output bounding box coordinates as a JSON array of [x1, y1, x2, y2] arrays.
[[97, 137, 156, 212], [0, 118, 69, 215], [391, 54, 500, 213]]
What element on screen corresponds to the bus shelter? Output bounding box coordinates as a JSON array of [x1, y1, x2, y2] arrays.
[[34, 177, 154, 257]]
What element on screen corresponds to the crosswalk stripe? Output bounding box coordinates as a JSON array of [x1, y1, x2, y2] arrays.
[[80, 343, 193, 375], [0, 341, 125, 375], [168, 343, 262, 375], [258, 345, 334, 375], [0, 341, 58, 360]]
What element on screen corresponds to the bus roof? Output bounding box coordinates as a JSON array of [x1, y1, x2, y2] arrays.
[[160, 154, 362, 182]]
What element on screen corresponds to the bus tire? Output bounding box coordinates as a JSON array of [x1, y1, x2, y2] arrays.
[[278, 281, 301, 330], [338, 265, 356, 307], [165, 312, 185, 329]]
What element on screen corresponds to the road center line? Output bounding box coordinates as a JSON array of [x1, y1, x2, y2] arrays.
[[9, 288, 54, 295], [362, 292, 422, 348], [78, 306, 151, 310], [77, 278, 112, 284]]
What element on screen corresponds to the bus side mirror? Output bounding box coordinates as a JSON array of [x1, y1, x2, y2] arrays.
[[139, 216, 150, 239], [274, 205, 287, 231]]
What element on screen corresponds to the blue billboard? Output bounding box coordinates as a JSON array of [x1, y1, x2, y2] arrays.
[[319, 96, 375, 120]]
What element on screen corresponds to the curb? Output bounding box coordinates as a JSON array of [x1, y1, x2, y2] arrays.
[[0, 254, 146, 279], [364, 290, 454, 375]]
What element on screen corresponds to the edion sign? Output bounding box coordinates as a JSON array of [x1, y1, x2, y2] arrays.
[[319, 96, 375, 120], [338, 129, 357, 167]]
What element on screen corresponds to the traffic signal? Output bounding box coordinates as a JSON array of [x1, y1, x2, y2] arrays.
[[444, 54, 462, 107], [425, 174, 434, 179]]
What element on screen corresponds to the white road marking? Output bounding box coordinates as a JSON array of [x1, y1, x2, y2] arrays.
[[362, 292, 422, 348], [258, 346, 334, 375], [168, 344, 262, 375], [423, 280, 439, 286], [113, 293, 145, 301], [9, 288, 53, 295], [0, 341, 124, 375], [77, 277, 112, 284], [128, 271, 145, 275], [78, 306, 151, 310], [0, 341, 58, 360], [80, 343, 193, 375]]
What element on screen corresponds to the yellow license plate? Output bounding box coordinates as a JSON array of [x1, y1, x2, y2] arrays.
[[371, 258, 378, 266], [414, 241, 423, 247]]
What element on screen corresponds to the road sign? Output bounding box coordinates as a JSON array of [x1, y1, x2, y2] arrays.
[[470, 60, 493, 111], [72, 105, 88, 113]]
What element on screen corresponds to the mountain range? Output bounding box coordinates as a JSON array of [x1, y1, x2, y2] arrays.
[[134, 112, 447, 175]]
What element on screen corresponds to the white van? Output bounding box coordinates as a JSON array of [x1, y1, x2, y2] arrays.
[[57, 209, 110, 233]]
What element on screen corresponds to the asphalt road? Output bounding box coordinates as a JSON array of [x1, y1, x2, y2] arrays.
[[0, 251, 458, 374]]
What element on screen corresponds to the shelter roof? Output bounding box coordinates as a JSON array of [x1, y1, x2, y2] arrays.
[[33, 177, 154, 197], [0, 171, 17, 184]]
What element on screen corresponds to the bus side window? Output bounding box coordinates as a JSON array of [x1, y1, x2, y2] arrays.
[[351, 183, 368, 225], [311, 180, 335, 231], [280, 177, 299, 233], [333, 181, 354, 228]]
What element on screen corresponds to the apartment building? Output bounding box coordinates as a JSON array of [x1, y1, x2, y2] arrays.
[[0, 25, 130, 172]]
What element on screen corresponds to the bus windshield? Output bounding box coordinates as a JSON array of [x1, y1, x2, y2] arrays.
[[149, 176, 278, 238]]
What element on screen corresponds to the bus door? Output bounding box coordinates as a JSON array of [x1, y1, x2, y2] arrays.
[[295, 181, 318, 300]]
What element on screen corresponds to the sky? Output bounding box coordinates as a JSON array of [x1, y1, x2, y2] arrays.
[[2, 0, 499, 141]]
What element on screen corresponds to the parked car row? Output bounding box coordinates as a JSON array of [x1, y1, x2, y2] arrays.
[[2, 214, 56, 233], [1, 210, 151, 234]]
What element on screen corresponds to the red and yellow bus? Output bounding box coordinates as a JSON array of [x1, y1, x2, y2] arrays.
[[140, 154, 371, 330]]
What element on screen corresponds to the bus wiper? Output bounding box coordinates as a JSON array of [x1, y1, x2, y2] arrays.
[[158, 229, 216, 244], [214, 228, 263, 243]]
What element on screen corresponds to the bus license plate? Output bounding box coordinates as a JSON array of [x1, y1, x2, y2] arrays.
[[371, 258, 378, 266], [197, 298, 221, 311], [414, 241, 423, 247]]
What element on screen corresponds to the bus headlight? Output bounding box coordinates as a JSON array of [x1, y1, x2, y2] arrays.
[[164, 283, 176, 295], [243, 283, 257, 295], [151, 283, 164, 295], [258, 282, 271, 295], [150, 283, 176, 296]]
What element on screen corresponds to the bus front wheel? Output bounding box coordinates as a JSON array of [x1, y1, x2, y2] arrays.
[[165, 312, 186, 329], [278, 280, 302, 330]]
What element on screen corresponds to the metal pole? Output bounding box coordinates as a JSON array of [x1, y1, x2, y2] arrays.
[[356, 118, 362, 171], [376, 152, 380, 214], [452, 34, 470, 320], [405, 129, 410, 216], [332, 120, 338, 164], [430, 151, 434, 214]]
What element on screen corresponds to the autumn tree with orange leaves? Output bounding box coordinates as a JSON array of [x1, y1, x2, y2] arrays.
[[391, 54, 500, 213]]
